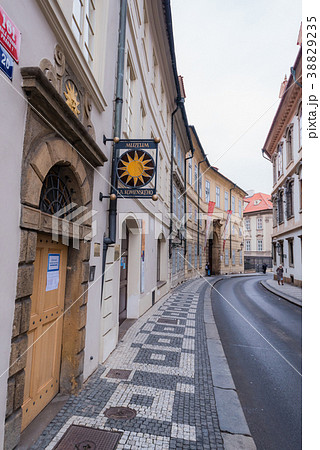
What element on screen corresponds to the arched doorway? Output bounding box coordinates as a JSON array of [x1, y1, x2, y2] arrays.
[[21, 164, 86, 430], [119, 216, 141, 321], [210, 232, 220, 275], [6, 137, 94, 447]]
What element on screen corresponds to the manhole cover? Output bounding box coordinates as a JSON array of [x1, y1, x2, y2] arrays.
[[158, 317, 178, 325], [104, 406, 137, 420], [53, 425, 122, 450], [106, 369, 131, 380]]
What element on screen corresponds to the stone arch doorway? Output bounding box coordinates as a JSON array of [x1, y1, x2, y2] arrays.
[[119, 216, 141, 322], [6, 138, 94, 445]]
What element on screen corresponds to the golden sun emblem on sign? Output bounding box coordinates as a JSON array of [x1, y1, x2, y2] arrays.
[[117, 150, 155, 187], [63, 81, 80, 117]]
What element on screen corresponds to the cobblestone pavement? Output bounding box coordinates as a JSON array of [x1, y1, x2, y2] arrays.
[[32, 278, 224, 449]]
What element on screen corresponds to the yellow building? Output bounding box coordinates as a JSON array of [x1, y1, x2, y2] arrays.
[[187, 127, 247, 276]]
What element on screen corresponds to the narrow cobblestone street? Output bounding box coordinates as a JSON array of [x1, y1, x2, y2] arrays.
[[31, 278, 225, 449]]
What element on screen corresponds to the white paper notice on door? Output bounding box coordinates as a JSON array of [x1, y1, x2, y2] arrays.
[[46, 253, 60, 291]]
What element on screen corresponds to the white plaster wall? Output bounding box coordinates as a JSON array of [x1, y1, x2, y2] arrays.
[[0, 0, 64, 444]]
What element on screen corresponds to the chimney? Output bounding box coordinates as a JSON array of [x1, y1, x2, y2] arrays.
[[178, 76, 186, 99], [279, 75, 287, 98]]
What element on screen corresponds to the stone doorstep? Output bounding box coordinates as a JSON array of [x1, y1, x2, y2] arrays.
[[15, 394, 69, 450]]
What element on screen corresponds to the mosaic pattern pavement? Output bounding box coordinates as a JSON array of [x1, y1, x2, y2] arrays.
[[32, 279, 224, 449]]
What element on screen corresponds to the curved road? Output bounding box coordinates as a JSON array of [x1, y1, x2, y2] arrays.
[[211, 275, 302, 450]]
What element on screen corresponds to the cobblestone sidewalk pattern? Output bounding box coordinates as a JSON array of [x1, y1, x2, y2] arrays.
[[32, 278, 224, 449]]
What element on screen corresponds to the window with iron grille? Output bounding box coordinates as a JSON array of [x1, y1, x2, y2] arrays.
[[286, 180, 294, 219], [278, 190, 284, 223]]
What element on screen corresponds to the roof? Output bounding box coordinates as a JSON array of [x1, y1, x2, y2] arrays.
[[244, 192, 273, 214], [189, 125, 247, 197]]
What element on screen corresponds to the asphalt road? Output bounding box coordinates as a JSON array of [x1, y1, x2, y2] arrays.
[[211, 275, 302, 450]]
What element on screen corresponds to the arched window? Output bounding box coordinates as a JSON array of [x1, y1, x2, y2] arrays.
[[39, 166, 72, 217], [286, 126, 293, 164], [277, 143, 283, 178]]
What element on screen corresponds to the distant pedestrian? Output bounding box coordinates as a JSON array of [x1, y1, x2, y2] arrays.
[[262, 263, 267, 274], [205, 262, 210, 276], [276, 264, 284, 285]]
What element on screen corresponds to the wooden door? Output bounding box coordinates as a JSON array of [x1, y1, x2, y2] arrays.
[[21, 235, 67, 430], [119, 227, 128, 325]]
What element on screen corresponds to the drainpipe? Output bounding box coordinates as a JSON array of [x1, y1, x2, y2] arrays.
[[101, 0, 127, 300], [184, 153, 194, 255], [197, 159, 206, 256], [229, 184, 236, 266]]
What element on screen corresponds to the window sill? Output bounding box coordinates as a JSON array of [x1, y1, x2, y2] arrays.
[[157, 280, 167, 289]]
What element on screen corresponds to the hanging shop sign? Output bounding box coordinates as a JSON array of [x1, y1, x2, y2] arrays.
[[0, 5, 21, 63], [115, 139, 159, 198]]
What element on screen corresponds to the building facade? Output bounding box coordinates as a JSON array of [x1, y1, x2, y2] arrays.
[[243, 192, 273, 271], [0, 1, 247, 448], [262, 44, 302, 286], [188, 127, 246, 276]]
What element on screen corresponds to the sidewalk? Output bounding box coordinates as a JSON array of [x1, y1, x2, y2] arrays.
[[260, 277, 302, 307], [28, 278, 255, 450]]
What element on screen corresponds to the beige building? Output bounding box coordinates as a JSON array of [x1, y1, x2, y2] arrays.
[[262, 42, 302, 286], [187, 127, 247, 276], [243, 192, 273, 271]]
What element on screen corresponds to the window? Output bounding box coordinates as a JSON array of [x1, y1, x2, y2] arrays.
[[245, 240, 251, 251], [173, 130, 177, 158], [286, 180, 294, 219], [188, 202, 192, 220], [286, 126, 293, 164], [278, 190, 284, 223], [188, 160, 192, 185], [224, 191, 229, 212], [231, 196, 235, 214], [216, 186, 220, 208], [257, 217, 263, 229], [125, 58, 135, 136], [245, 218, 251, 231], [72, 0, 96, 66], [188, 244, 192, 268], [239, 250, 243, 265], [225, 249, 229, 265], [278, 143, 283, 177], [273, 155, 277, 185], [272, 197, 278, 226], [232, 250, 235, 265], [173, 185, 177, 216], [157, 239, 161, 282], [288, 238, 294, 266], [199, 172, 202, 199], [232, 224, 235, 235], [194, 164, 198, 193], [239, 200, 242, 217], [199, 246, 202, 268], [298, 104, 302, 148], [257, 240, 263, 251], [205, 180, 210, 203], [195, 207, 198, 224], [177, 141, 181, 168]]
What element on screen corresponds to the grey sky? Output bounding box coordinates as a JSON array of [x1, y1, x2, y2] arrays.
[[171, 0, 301, 195]]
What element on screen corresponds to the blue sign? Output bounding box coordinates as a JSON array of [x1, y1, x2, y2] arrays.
[[0, 43, 13, 80]]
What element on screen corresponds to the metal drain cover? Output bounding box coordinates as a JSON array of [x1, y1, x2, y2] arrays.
[[104, 406, 137, 420], [158, 317, 178, 324], [53, 425, 122, 450], [106, 369, 131, 380]]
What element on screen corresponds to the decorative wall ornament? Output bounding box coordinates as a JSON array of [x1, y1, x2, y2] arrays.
[[39, 44, 95, 136], [64, 80, 80, 117]]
